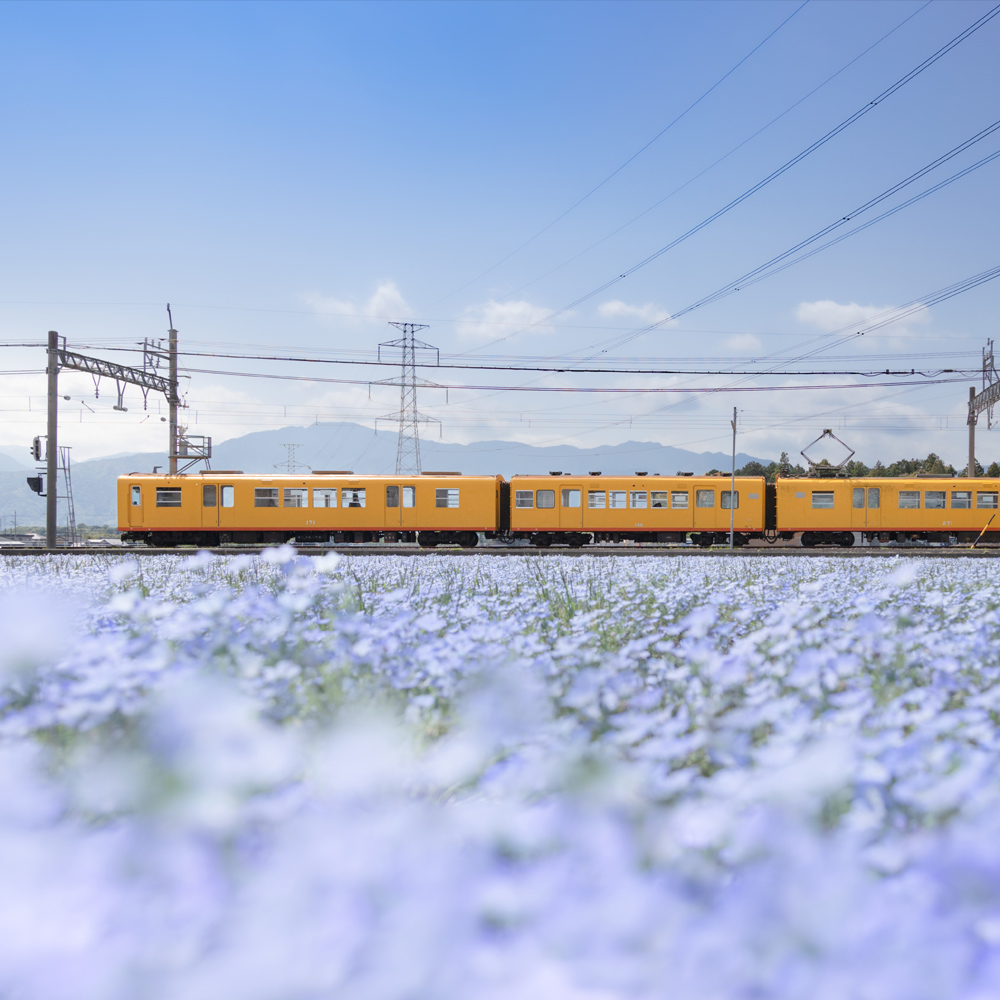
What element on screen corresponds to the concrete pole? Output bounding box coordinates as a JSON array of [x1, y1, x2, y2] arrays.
[[730, 406, 736, 549], [168, 319, 178, 475], [46, 330, 59, 548], [969, 386, 977, 479]]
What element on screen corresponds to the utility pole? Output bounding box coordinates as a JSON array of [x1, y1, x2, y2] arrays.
[[970, 386, 977, 479], [730, 406, 736, 550], [46, 331, 59, 548], [168, 304, 179, 475], [375, 322, 441, 475]]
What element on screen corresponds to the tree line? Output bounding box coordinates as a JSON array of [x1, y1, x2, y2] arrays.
[[717, 453, 1000, 483]]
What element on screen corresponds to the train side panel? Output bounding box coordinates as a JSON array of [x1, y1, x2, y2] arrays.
[[776, 477, 1000, 540], [509, 475, 766, 540], [119, 473, 502, 543]]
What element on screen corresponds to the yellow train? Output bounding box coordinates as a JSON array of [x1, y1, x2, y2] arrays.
[[117, 469, 1000, 547], [776, 475, 1000, 546], [117, 470, 770, 547]]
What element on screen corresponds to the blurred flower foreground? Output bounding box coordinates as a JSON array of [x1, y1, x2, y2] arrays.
[[3, 548, 1000, 998]]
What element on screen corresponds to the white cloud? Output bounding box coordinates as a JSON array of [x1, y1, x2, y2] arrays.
[[304, 280, 412, 323], [457, 299, 554, 342], [723, 333, 762, 352], [598, 300, 673, 326], [795, 299, 930, 334]]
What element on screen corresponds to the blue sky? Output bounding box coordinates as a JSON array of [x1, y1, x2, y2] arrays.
[[1, 0, 998, 466]]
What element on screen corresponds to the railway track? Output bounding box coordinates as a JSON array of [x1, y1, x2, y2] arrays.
[[3, 544, 1000, 558]]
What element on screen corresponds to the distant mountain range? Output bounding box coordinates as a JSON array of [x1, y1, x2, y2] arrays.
[[0, 423, 771, 528]]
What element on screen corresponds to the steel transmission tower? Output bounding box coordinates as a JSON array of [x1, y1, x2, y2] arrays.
[[375, 322, 441, 474]]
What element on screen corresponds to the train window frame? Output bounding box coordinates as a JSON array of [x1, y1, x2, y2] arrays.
[[536, 489, 555, 509], [951, 491, 971, 509], [312, 488, 337, 508], [811, 491, 834, 509], [629, 490, 648, 509], [852, 487, 864, 509], [587, 490, 606, 509], [868, 488, 880, 509], [283, 488, 308, 508], [343, 488, 366, 509], [650, 491, 669, 508], [670, 491, 689, 509], [561, 488, 581, 508], [696, 490, 715, 508], [515, 490, 534, 508], [402, 486, 416, 508], [924, 490, 946, 509], [254, 488, 279, 508], [131, 485, 142, 507], [221, 485, 235, 508], [609, 490, 627, 509], [435, 488, 460, 508], [386, 485, 400, 508], [977, 491, 999, 509], [202, 484, 217, 508], [721, 490, 739, 510], [898, 491, 920, 510], [155, 487, 182, 508]]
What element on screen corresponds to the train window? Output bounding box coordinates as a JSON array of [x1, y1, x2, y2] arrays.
[[254, 488, 279, 508], [924, 491, 946, 509], [811, 492, 834, 509], [898, 491, 920, 509], [629, 491, 648, 509], [386, 485, 399, 508], [131, 485, 141, 507], [867, 488, 880, 509], [536, 490, 555, 509], [312, 488, 337, 508], [155, 488, 182, 508], [203, 485, 217, 508], [436, 488, 460, 508], [977, 492, 999, 509], [852, 488, 864, 509], [403, 486, 416, 508], [561, 489, 581, 508], [696, 490, 715, 508], [950, 491, 971, 509], [650, 491, 669, 508], [284, 488, 307, 508], [587, 490, 606, 509], [670, 491, 689, 509], [343, 488, 366, 508], [221, 486, 235, 508], [515, 490, 534, 508], [609, 491, 627, 509], [721, 491, 739, 509]]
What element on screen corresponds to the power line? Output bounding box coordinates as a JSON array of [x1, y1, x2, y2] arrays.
[[590, 121, 1000, 355], [465, 3, 1000, 350], [491, 0, 934, 307], [421, 1, 811, 311]]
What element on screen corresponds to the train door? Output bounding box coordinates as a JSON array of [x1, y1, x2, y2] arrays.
[[129, 483, 143, 528], [385, 484, 418, 532], [866, 486, 881, 533], [217, 484, 237, 532], [559, 485, 583, 531]]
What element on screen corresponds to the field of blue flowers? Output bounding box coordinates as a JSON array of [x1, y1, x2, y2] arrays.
[[2, 548, 1000, 998]]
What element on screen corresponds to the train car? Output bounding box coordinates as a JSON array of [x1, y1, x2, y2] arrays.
[[118, 471, 506, 547], [776, 475, 1000, 546], [508, 473, 769, 546]]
